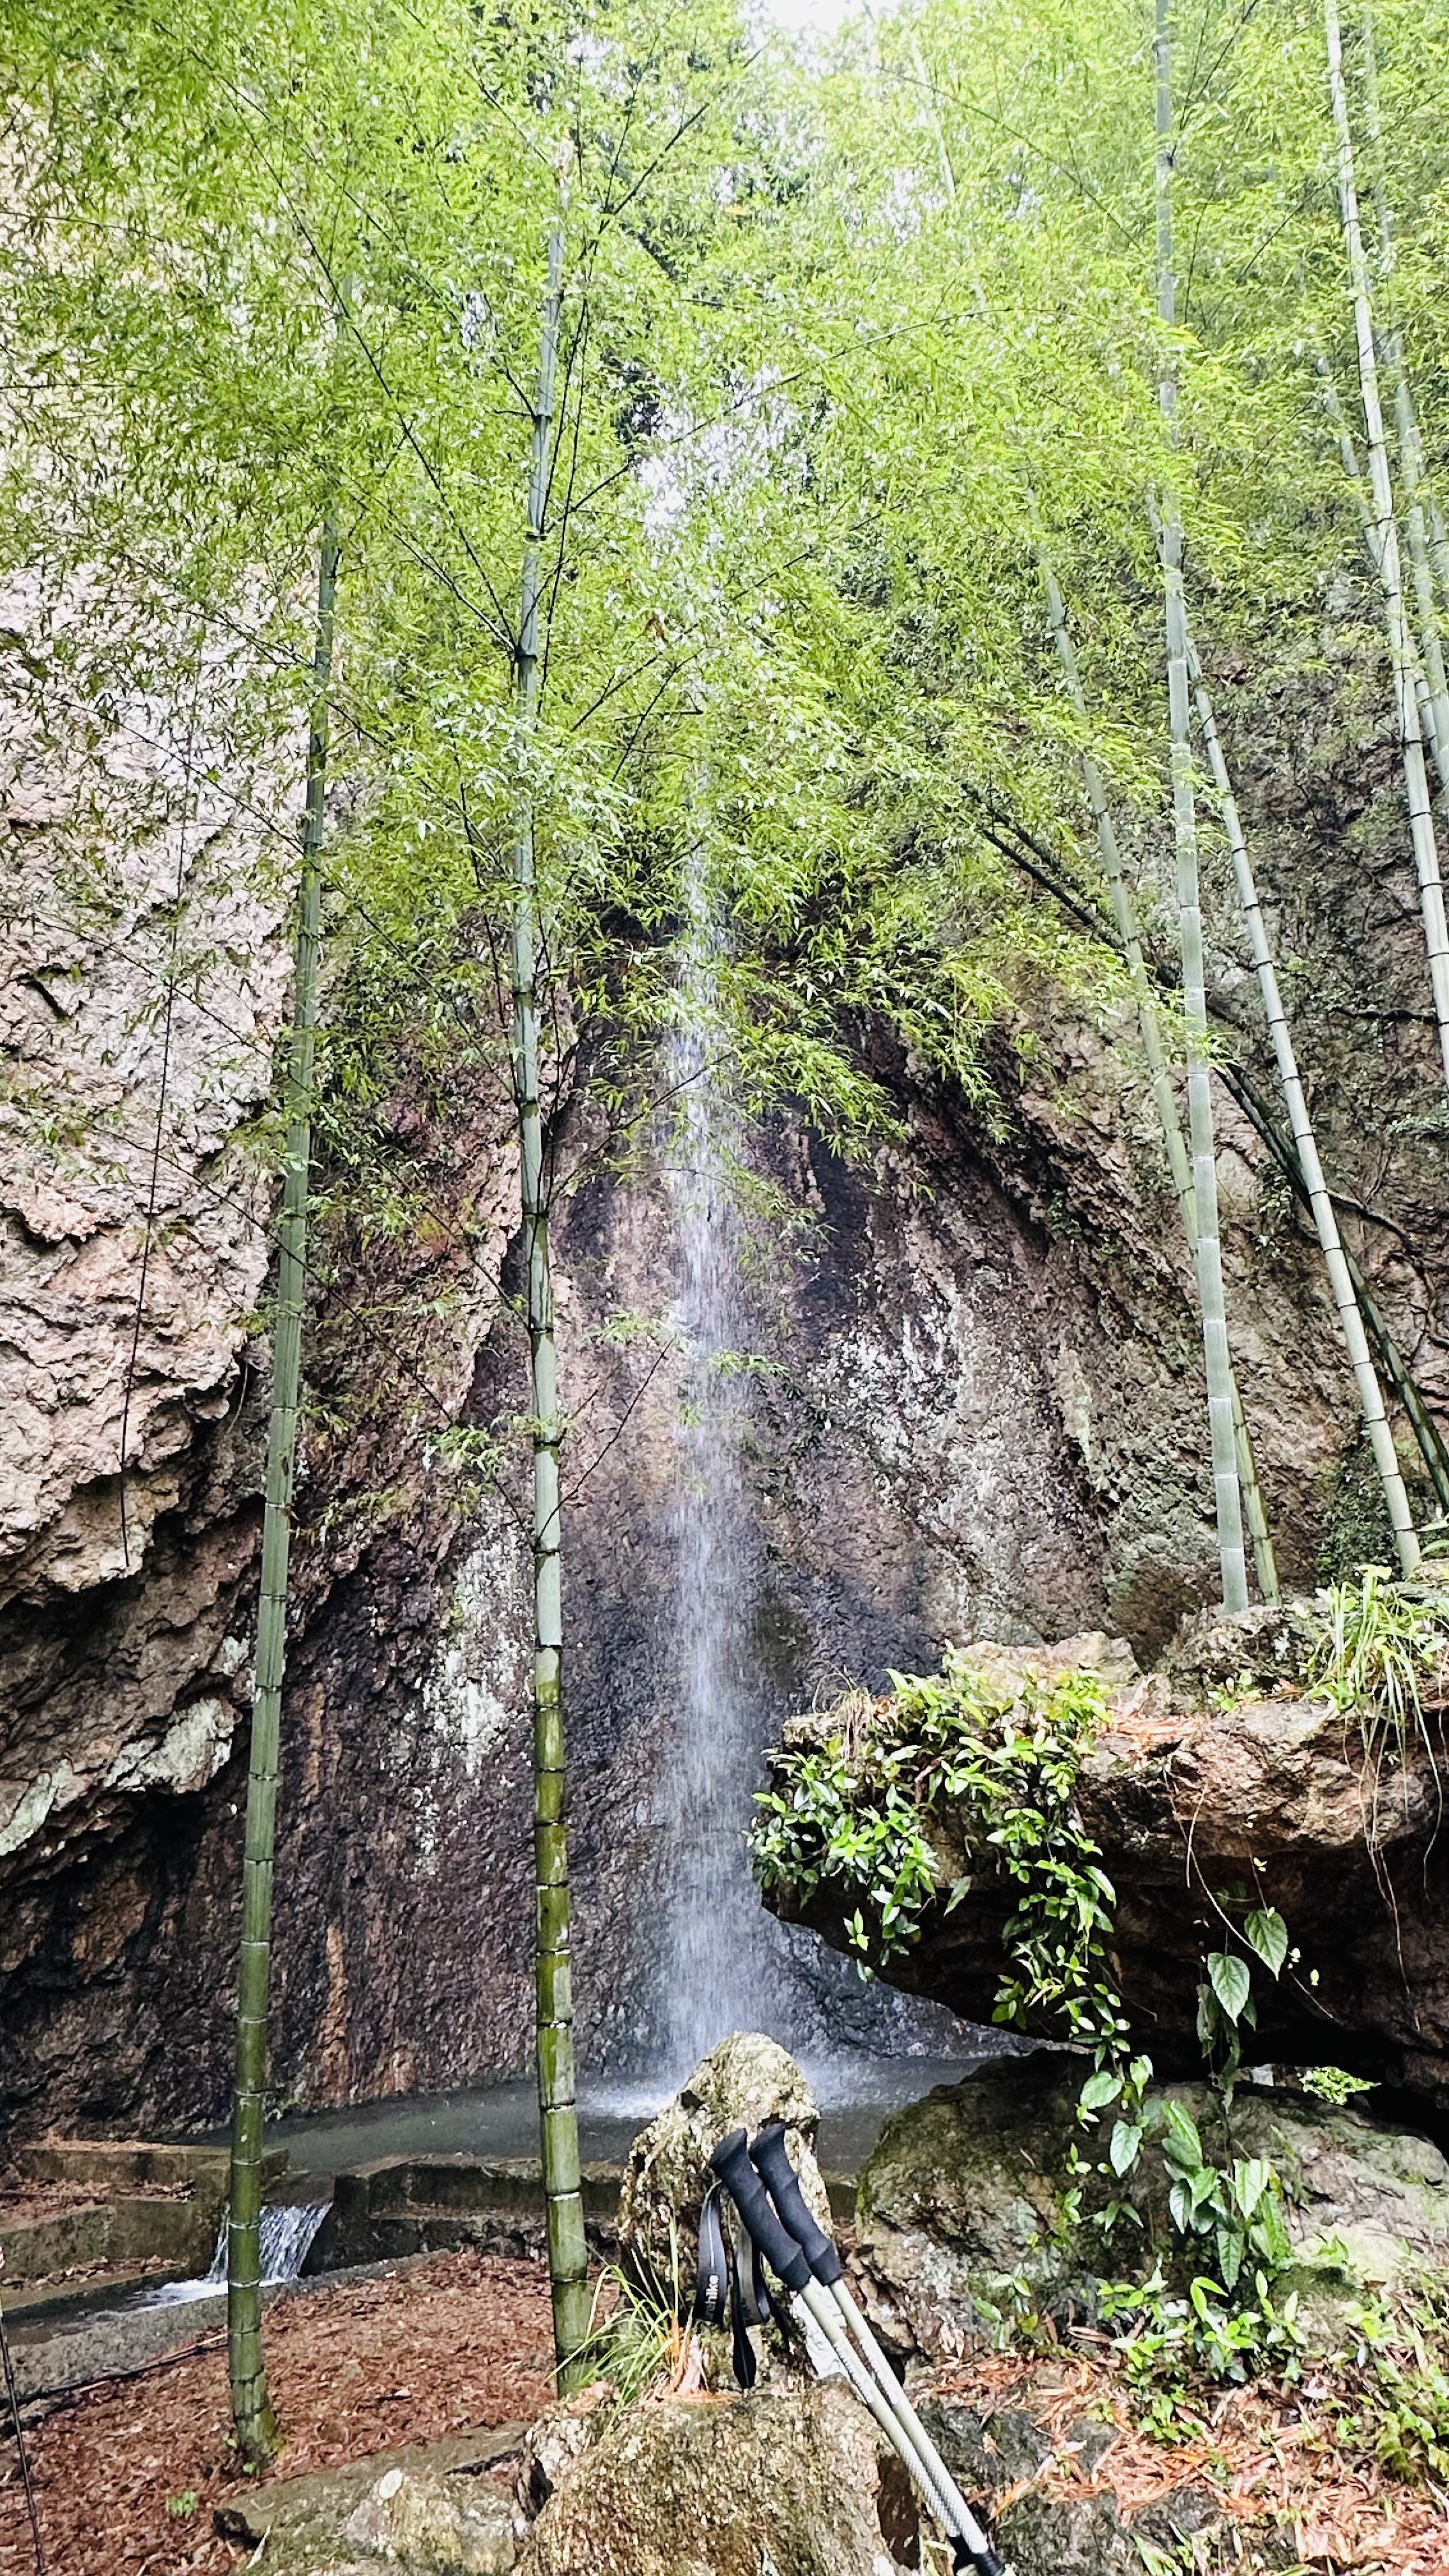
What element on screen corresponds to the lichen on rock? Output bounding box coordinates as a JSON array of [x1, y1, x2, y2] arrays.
[[515, 2382, 910, 2576], [616, 2031, 831, 2303], [215, 2442, 526, 2573]]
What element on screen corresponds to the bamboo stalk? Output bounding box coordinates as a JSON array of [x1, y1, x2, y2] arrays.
[[916, 12, 1276, 1602], [1358, 8, 1449, 785], [227, 502, 338, 2466], [509, 210, 590, 2388], [1429, 498, 1449, 624], [978, 798, 1449, 1513], [1039, 555, 1278, 1599], [1317, 358, 1448, 792], [1154, 0, 1248, 1611], [1221, 1066, 1449, 1515], [1324, 0, 1449, 1095], [1188, 648, 1420, 1572]]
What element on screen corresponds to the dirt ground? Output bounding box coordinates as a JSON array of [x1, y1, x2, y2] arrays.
[[931, 2345, 1449, 2574], [0, 2248, 556, 2575], [11, 2261, 1449, 2574]]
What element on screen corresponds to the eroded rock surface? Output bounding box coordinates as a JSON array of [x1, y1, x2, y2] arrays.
[[516, 2382, 909, 2576], [215, 2433, 526, 2573], [854, 2055, 1449, 2359], [919, 2398, 1220, 2576]]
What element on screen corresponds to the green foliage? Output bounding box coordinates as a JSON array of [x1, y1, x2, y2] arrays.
[[1310, 1565, 1449, 1781], [1329, 2269, 1449, 2485], [751, 1655, 1119, 2049], [569, 2260, 682, 2413], [1101, 2262, 1303, 2396], [1301, 2064, 1377, 2106], [1158, 2106, 1293, 2297], [756, 1653, 1312, 2380]]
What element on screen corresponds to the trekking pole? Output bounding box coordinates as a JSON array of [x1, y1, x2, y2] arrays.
[[709, 2131, 1007, 2576], [750, 2119, 1002, 2571], [708, 2131, 963, 2542]]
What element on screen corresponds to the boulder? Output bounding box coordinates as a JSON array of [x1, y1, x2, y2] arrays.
[[514, 2382, 913, 2576], [761, 1613, 1449, 2112], [616, 2032, 831, 2303], [854, 2055, 1449, 2359], [214, 2431, 526, 2572], [918, 2397, 1222, 2576], [342, 2467, 520, 2572]]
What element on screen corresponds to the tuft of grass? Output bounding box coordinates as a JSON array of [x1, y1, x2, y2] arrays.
[[567, 2242, 687, 2414], [1310, 1566, 1449, 1815]]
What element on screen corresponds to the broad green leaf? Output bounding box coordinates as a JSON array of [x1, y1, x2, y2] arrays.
[[1215, 2224, 1245, 2290], [1243, 1908, 1288, 1976], [1232, 2157, 1270, 2220], [1108, 2119, 1143, 2176], [1080, 2069, 1123, 2112], [1208, 1952, 1252, 2024], [1163, 2101, 1204, 2170]]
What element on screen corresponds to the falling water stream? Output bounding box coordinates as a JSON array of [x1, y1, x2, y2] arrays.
[[652, 846, 981, 2089], [136, 2198, 330, 2306], [660, 846, 786, 2072]]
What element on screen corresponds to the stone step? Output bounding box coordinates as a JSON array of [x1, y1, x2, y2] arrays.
[[317, 2156, 625, 2266], [0, 2142, 289, 2288]]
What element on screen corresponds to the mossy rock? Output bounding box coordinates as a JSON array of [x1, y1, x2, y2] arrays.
[[215, 2439, 525, 2573], [616, 2031, 829, 2304], [855, 2054, 1449, 2358], [516, 2382, 910, 2576]]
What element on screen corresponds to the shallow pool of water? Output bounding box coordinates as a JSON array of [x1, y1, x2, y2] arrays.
[[254, 2050, 992, 2181]]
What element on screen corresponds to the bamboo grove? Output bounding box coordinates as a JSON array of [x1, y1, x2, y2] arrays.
[[5, 0, 1449, 2451]]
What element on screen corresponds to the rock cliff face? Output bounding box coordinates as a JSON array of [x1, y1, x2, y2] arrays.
[[3, 599, 1448, 2134]]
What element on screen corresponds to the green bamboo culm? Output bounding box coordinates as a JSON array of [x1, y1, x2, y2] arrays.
[[226, 502, 339, 2464], [1358, 8, 1449, 790], [1038, 553, 1279, 1604], [1186, 640, 1421, 1575], [1323, 0, 1449, 1098], [1153, 0, 1248, 1613], [1316, 356, 1449, 795], [509, 208, 591, 2388]]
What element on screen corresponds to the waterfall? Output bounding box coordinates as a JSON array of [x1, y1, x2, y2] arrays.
[[137, 2197, 330, 2306], [651, 841, 979, 2086], [661, 849, 783, 2072]]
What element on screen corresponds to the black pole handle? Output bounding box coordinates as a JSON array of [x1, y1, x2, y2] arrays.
[[709, 2129, 811, 2292], [750, 2122, 845, 2286]]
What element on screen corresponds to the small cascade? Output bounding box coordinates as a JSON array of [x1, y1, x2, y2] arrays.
[[137, 2196, 330, 2306], [661, 847, 786, 2071]]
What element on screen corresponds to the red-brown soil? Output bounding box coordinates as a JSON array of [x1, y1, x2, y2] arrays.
[[0, 2249, 555, 2575]]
